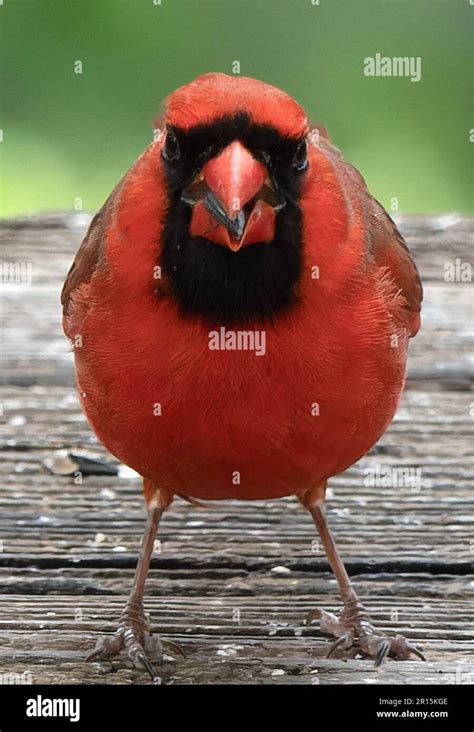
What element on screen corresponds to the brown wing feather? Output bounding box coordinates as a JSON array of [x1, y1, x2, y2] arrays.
[[324, 146, 423, 338], [61, 179, 124, 339], [369, 200, 423, 337]]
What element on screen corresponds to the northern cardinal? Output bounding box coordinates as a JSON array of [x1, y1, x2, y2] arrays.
[[62, 73, 424, 679]]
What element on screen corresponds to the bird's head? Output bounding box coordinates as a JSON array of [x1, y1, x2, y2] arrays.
[[158, 73, 313, 324], [162, 73, 309, 252]]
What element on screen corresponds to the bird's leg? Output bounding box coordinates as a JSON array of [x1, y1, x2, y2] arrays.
[[86, 486, 182, 681], [303, 494, 425, 666]]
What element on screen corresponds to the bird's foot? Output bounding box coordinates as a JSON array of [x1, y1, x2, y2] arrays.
[[86, 599, 184, 682], [306, 598, 425, 667]]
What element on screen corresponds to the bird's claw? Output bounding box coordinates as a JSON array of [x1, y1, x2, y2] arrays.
[[306, 600, 425, 666], [85, 600, 184, 682], [85, 632, 125, 662]]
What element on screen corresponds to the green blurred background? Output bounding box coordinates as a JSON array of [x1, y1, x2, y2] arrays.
[[0, 0, 472, 216]]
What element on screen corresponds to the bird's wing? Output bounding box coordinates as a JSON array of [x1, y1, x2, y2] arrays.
[[368, 199, 423, 337], [61, 178, 124, 340], [325, 146, 423, 338]]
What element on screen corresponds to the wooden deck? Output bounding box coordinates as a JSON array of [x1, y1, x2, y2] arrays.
[[0, 213, 472, 685]]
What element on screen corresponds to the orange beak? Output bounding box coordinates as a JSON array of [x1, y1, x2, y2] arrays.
[[188, 141, 278, 252]]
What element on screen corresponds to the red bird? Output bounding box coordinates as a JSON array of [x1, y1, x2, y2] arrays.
[[62, 73, 424, 678]]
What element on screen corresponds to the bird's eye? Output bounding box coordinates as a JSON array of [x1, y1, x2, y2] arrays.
[[292, 139, 308, 172], [162, 128, 181, 162]]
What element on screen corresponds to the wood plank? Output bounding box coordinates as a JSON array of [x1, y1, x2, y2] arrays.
[[0, 214, 472, 386]]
